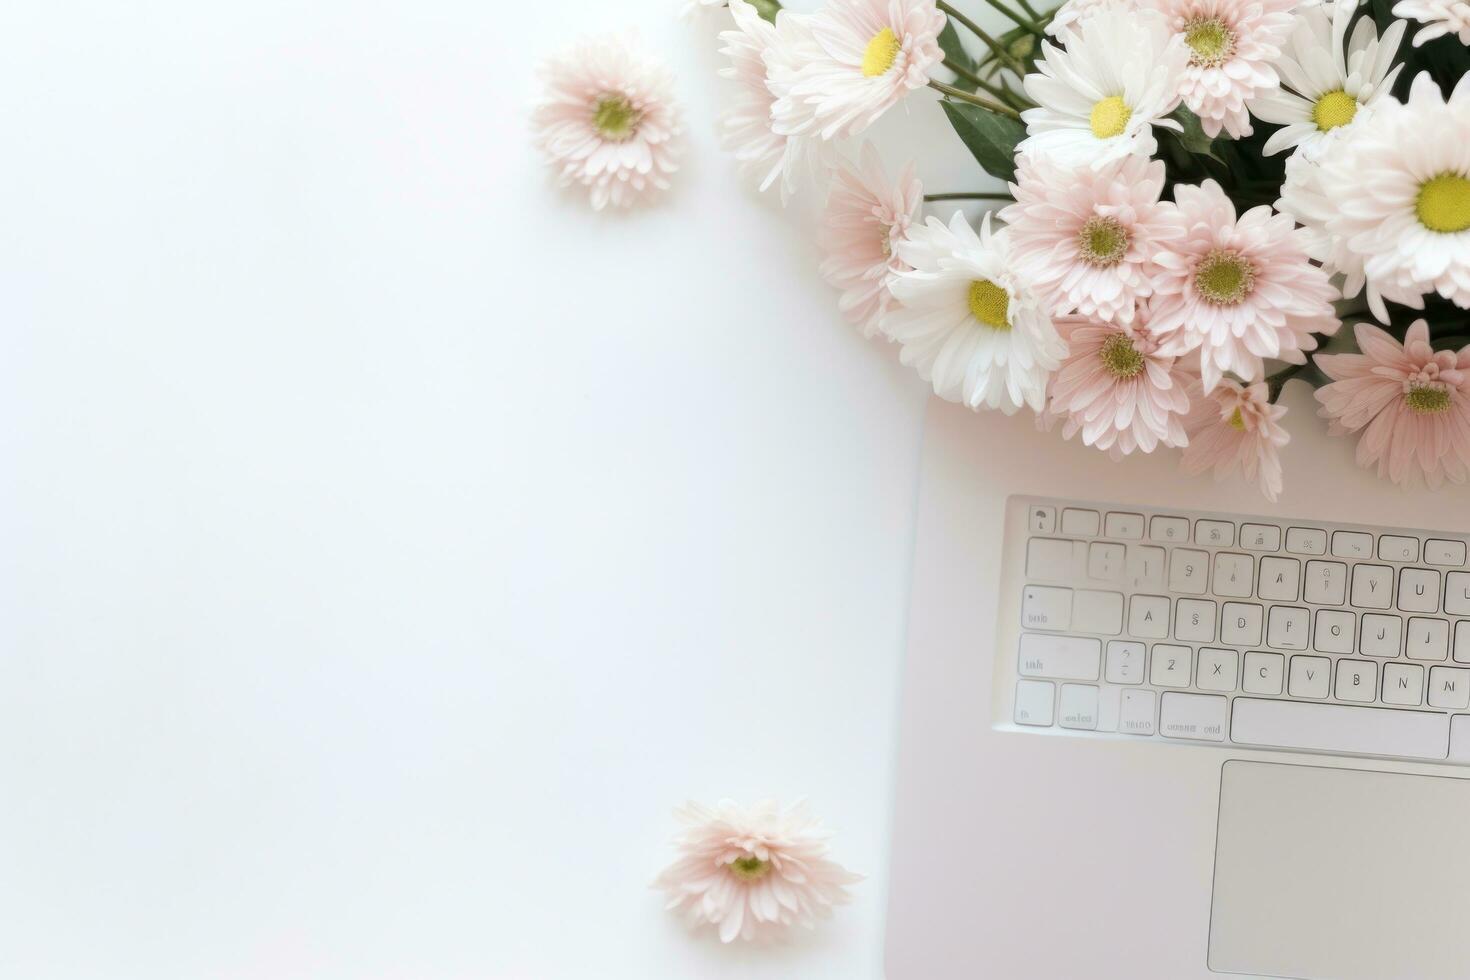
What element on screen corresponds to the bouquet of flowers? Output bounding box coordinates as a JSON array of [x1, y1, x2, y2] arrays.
[[696, 0, 1470, 498]]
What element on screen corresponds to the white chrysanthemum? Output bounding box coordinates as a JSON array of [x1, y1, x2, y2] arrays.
[[1309, 73, 1470, 319], [1046, 0, 1139, 35], [885, 212, 1068, 413], [1248, 0, 1404, 159], [530, 36, 682, 210], [1019, 8, 1189, 169], [718, 1, 832, 202], [1393, 0, 1470, 45], [1148, 0, 1298, 138], [771, 0, 945, 141]]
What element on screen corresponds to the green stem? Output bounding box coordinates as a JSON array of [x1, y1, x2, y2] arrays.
[[942, 58, 1028, 106], [927, 79, 1023, 120], [924, 191, 1014, 201], [938, 1, 1029, 75], [1016, 0, 1043, 18]]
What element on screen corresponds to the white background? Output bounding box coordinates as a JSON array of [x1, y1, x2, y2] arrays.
[[0, 1, 1000, 977]]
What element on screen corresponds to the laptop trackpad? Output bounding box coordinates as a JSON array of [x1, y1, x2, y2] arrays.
[[1210, 761, 1470, 979]]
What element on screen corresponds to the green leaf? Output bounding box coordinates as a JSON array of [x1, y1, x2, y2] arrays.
[[940, 100, 1026, 182], [1170, 107, 1224, 162], [748, 0, 781, 23], [938, 20, 979, 90]]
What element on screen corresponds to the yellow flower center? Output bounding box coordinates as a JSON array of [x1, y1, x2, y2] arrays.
[[729, 856, 771, 881], [1227, 406, 1246, 431], [592, 93, 641, 142], [1194, 249, 1255, 306], [1405, 383, 1452, 414], [1100, 333, 1145, 378], [1077, 215, 1130, 267], [1183, 17, 1236, 67], [1311, 90, 1358, 132], [1416, 173, 1470, 234], [1089, 96, 1132, 139], [862, 27, 901, 77], [967, 279, 1011, 330]]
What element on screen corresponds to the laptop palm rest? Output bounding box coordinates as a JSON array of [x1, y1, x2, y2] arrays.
[[1211, 761, 1470, 979]]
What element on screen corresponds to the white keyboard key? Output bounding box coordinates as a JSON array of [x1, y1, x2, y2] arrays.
[[1061, 507, 1100, 536], [1126, 545, 1167, 590], [1406, 617, 1449, 662], [1456, 621, 1470, 664], [1426, 539, 1466, 567], [1359, 613, 1402, 658], [1028, 505, 1057, 534], [1383, 662, 1425, 706], [1213, 552, 1254, 598], [1333, 531, 1375, 560], [1014, 680, 1055, 726], [1150, 515, 1189, 543], [1151, 644, 1192, 688], [1286, 526, 1327, 556], [1095, 685, 1121, 732], [1351, 564, 1394, 610], [1022, 585, 1072, 630], [1195, 519, 1235, 548], [1429, 666, 1470, 710], [1026, 537, 1076, 582], [1231, 698, 1448, 759], [1175, 598, 1217, 643], [1452, 715, 1470, 761], [1128, 594, 1170, 639], [1169, 548, 1210, 595], [1058, 684, 1099, 730], [1104, 512, 1144, 540], [1267, 605, 1309, 650], [1288, 655, 1331, 699], [1313, 609, 1355, 654], [1118, 689, 1156, 735], [1221, 601, 1263, 647], [1159, 692, 1228, 741], [1398, 568, 1441, 613], [1072, 589, 1123, 635], [1243, 651, 1284, 695], [1105, 640, 1146, 685], [1334, 659, 1378, 703], [1303, 560, 1348, 606], [1240, 523, 1281, 552], [1258, 556, 1300, 602], [1445, 572, 1470, 615], [1019, 633, 1100, 680], [1197, 648, 1238, 692], [1087, 542, 1126, 582], [1380, 535, 1420, 563]]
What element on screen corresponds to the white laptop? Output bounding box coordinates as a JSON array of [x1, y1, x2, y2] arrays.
[[884, 381, 1470, 980]]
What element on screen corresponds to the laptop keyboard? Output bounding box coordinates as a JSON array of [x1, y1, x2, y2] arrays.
[[997, 496, 1470, 762]]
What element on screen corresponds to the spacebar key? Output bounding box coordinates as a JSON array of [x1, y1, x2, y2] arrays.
[[1231, 698, 1449, 759]]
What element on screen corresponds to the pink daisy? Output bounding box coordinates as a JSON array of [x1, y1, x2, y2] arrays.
[[1045, 313, 1192, 456], [1000, 154, 1184, 325], [654, 799, 863, 943], [1180, 377, 1291, 501], [530, 35, 682, 210], [819, 143, 923, 337], [1146, 0, 1297, 138], [1315, 320, 1470, 489], [1152, 179, 1339, 392]]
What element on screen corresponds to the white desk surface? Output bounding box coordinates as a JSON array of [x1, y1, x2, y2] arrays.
[[0, 1, 1010, 976]]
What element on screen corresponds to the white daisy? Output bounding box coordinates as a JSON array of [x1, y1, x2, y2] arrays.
[[885, 212, 1068, 414], [1309, 72, 1470, 319], [718, 0, 832, 202], [1045, 0, 1139, 36], [1248, 0, 1405, 159], [1392, 0, 1470, 46], [1019, 8, 1190, 169]]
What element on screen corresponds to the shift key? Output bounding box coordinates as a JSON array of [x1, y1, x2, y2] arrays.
[[1019, 633, 1100, 680]]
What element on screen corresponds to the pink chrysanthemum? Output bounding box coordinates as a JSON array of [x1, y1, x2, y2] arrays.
[[1152, 179, 1339, 391], [1315, 320, 1470, 488], [1001, 154, 1184, 325], [1181, 377, 1290, 501], [1147, 0, 1297, 138], [1046, 0, 1139, 35], [772, 0, 945, 141], [654, 799, 863, 943], [531, 36, 682, 210], [1393, 0, 1470, 46], [1045, 313, 1192, 456], [819, 144, 923, 337]]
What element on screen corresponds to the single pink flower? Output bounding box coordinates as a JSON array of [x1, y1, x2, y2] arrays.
[[1180, 377, 1290, 501], [1152, 179, 1339, 392], [1315, 320, 1470, 489], [654, 799, 863, 943], [819, 143, 922, 337]]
